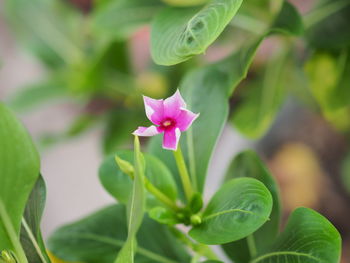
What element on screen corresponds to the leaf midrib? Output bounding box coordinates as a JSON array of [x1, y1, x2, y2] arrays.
[[203, 208, 254, 221], [56, 232, 178, 263], [250, 251, 323, 263]]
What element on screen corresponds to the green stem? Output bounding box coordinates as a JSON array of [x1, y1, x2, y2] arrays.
[[116, 156, 178, 211], [247, 234, 257, 258], [197, 244, 220, 261], [173, 146, 194, 201], [0, 201, 28, 263], [144, 178, 179, 211], [186, 129, 198, 192], [170, 227, 219, 260]]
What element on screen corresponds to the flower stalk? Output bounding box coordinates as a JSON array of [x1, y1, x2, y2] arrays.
[[144, 177, 179, 211], [173, 145, 194, 202], [115, 156, 178, 211]]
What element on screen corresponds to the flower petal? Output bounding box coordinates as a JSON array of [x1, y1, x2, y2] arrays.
[[176, 108, 199, 132], [143, 96, 164, 125], [162, 128, 181, 151], [163, 90, 186, 118], [133, 126, 161, 137]]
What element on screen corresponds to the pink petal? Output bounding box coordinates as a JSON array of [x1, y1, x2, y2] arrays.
[[133, 126, 161, 137], [163, 90, 186, 118], [176, 108, 199, 131], [143, 96, 164, 125], [162, 128, 181, 151]]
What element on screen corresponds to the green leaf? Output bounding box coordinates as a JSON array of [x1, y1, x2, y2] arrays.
[[92, 0, 164, 40], [271, 0, 303, 36], [189, 178, 272, 245], [115, 136, 146, 263], [149, 0, 303, 193], [151, 0, 244, 65], [48, 204, 190, 263], [305, 49, 350, 131], [306, 50, 350, 111], [149, 207, 180, 225], [250, 207, 341, 263], [20, 175, 51, 263], [0, 103, 40, 262], [99, 151, 177, 206], [222, 151, 281, 263]]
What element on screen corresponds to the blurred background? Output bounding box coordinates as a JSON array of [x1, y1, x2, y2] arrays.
[[0, 0, 349, 262]]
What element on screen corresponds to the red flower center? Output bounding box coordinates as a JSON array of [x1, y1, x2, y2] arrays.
[[160, 118, 176, 130]]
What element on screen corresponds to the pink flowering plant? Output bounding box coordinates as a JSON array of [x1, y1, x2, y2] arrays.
[[0, 0, 345, 263], [133, 90, 199, 151]]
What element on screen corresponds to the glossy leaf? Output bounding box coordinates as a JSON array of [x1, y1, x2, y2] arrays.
[[0, 103, 40, 253], [20, 175, 51, 263], [149, 1, 303, 193], [250, 208, 341, 263], [48, 204, 190, 263], [222, 151, 281, 263], [189, 178, 272, 245], [151, 0, 244, 65], [92, 0, 164, 40], [115, 136, 145, 263], [99, 151, 177, 206]]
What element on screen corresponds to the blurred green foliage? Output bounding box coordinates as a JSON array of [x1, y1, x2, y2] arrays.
[[3, 0, 350, 152]]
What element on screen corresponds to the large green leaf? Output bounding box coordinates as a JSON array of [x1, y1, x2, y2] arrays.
[[48, 204, 190, 263], [189, 178, 272, 245], [115, 136, 146, 263], [92, 0, 164, 40], [149, 1, 303, 193], [0, 104, 40, 256], [222, 151, 281, 263], [20, 175, 51, 263], [151, 0, 244, 65], [99, 151, 177, 206], [250, 208, 341, 263]]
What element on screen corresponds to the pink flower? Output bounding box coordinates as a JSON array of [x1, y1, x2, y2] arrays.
[[133, 90, 199, 151]]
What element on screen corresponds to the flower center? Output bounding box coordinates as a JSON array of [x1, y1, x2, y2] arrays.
[[163, 120, 172, 127], [161, 118, 176, 130]]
